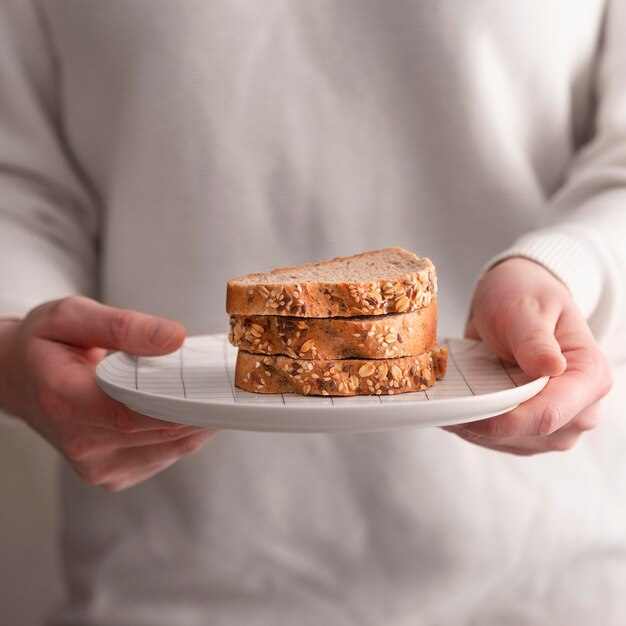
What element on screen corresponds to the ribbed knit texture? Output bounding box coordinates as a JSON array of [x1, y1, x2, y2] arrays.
[[485, 228, 604, 320]]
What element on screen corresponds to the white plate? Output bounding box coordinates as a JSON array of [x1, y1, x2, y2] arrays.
[[95, 335, 548, 433]]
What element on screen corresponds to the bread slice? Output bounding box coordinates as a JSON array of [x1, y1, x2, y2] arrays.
[[235, 346, 448, 396], [226, 248, 436, 318], [229, 301, 437, 360]]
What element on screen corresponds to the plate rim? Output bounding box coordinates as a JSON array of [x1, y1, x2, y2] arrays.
[[95, 334, 549, 432]]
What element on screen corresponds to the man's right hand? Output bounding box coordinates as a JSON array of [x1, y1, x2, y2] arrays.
[[0, 296, 215, 492]]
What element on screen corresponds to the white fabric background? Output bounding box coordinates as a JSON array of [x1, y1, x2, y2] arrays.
[[0, 413, 63, 624]]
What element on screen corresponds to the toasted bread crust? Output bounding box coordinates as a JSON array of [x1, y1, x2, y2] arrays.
[[229, 301, 437, 360], [226, 249, 437, 317], [235, 346, 448, 396]]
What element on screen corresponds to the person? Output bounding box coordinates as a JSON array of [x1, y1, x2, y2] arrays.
[[1, 1, 625, 624]]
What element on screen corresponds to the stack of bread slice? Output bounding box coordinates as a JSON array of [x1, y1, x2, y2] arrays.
[[226, 248, 447, 396]]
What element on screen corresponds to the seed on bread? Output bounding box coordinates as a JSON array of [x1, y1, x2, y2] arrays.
[[300, 339, 315, 353], [250, 324, 264, 337], [358, 363, 376, 377], [235, 348, 448, 396], [226, 248, 436, 318], [395, 296, 410, 313], [229, 301, 438, 360]]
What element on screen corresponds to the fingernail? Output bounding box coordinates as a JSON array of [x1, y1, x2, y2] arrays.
[[149, 322, 181, 347], [534, 350, 566, 362]]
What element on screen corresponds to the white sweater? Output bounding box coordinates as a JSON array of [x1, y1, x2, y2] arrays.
[[2, 1, 626, 624]]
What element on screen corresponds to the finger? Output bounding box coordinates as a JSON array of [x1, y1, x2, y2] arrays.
[[87, 387, 192, 432], [449, 403, 600, 455], [504, 299, 566, 378], [58, 424, 209, 464], [31, 296, 185, 355], [55, 370, 190, 431], [35, 341, 192, 432], [464, 318, 480, 340], [447, 426, 572, 455], [72, 430, 215, 488], [446, 405, 596, 453], [461, 339, 610, 440], [101, 458, 181, 492], [98, 425, 210, 450], [444, 425, 537, 456]]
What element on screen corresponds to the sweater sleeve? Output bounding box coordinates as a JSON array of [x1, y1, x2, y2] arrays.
[[486, 0, 626, 361], [0, 0, 98, 319]]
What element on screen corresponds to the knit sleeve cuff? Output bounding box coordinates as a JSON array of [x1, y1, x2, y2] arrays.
[[483, 227, 604, 321]]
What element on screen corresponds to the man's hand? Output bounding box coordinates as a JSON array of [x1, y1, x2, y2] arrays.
[[446, 258, 613, 455], [0, 296, 215, 491]]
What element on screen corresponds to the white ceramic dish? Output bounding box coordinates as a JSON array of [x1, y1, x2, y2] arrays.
[[95, 334, 548, 433]]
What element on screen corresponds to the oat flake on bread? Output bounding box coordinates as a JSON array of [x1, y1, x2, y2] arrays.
[[226, 247, 437, 318]]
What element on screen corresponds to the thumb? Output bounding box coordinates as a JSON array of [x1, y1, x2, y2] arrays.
[[464, 318, 480, 340], [32, 296, 185, 355], [505, 303, 566, 378]]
